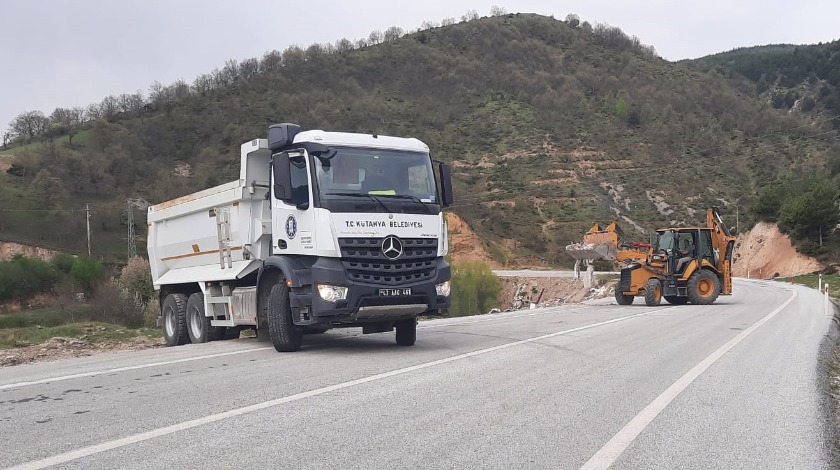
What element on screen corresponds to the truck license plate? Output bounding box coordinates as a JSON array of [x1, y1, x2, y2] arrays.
[[379, 288, 412, 297]]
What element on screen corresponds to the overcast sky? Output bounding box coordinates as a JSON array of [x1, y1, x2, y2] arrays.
[[2, 0, 838, 135]]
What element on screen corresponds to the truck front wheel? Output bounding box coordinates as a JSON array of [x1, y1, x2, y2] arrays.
[[395, 319, 417, 346], [268, 283, 303, 352], [162, 293, 189, 346]]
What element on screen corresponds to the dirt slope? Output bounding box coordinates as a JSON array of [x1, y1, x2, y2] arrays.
[[446, 213, 499, 267], [0, 241, 56, 261], [733, 221, 822, 278]]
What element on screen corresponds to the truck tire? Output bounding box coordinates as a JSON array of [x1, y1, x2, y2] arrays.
[[268, 283, 303, 352], [664, 296, 689, 305], [303, 326, 329, 335], [643, 278, 662, 306], [615, 289, 634, 305], [687, 270, 720, 305], [162, 293, 189, 346], [395, 319, 417, 346], [223, 327, 241, 340], [186, 293, 222, 343]]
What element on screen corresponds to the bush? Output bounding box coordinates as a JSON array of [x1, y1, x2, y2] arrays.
[[0, 255, 60, 302], [50, 253, 76, 274], [119, 257, 154, 304], [70, 257, 104, 293], [89, 280, 145, 328], [448, 260, 501, 317]]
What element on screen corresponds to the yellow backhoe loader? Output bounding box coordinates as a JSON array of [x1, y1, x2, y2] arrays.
[[567, 208, 736, 306]]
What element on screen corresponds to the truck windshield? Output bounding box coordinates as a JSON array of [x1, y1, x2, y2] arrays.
[[314, 147, 437, 203]]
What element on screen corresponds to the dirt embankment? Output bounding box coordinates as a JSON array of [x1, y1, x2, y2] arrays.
[[1, 336, 163, 367], [733, 221, 823, 278], [447, 213, 500, 267], [0, 241, 56, 261], [497, 276, 611, 311]]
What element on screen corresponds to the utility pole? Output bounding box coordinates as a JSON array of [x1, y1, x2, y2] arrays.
[[125, 198, 149, 260], [127, 199, 136, 259], [85, 203, 91, 256]]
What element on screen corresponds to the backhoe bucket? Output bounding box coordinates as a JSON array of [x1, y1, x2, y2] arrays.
[[565, 242, 616, 261]]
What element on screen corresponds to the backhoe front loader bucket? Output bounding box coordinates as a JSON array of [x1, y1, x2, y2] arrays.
[[565, 242, 616, 261]]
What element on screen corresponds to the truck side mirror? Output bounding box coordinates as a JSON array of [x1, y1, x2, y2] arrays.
[[272, 153, 293, 203], [438, 162, 454, 207]]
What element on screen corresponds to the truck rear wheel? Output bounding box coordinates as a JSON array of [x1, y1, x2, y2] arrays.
[[615, 289, 634, 305], [162, 293, 189, 346], [186, 293, 222, 343], [395, 319, 417, 346], [268, 283, 303, 352], [643, 278, 662, 306], [688, 270, 720, 305]]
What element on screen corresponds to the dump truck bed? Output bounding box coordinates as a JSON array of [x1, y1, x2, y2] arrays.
[[147, 140, 273, 288]]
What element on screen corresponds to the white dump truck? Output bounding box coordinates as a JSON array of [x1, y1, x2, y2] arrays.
[[147, 123, 453, 352]]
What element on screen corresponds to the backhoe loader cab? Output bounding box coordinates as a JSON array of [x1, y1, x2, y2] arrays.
[[614, 208, 735, 306]]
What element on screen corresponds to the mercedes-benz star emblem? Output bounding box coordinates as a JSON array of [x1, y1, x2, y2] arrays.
[[381, 235, 404, 261]]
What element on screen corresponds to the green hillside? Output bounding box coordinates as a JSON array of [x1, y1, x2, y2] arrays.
[[3, 13, 840, 265], [686, 40, 840, 121]]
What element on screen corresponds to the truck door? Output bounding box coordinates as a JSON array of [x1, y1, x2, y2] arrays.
[[272, 151, 316, 254]]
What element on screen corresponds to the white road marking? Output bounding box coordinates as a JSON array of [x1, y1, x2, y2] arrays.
[[0, 348, 273, 391], [580, 289, 798, 470], [418, 306, 589, 329], [1, 305, 595, 391], [6, 309, 667, 470]]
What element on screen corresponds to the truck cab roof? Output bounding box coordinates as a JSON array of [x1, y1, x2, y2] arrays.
[[294, 130, 430, 153]]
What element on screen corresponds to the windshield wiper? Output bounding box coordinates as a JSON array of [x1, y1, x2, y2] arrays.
[[374, 194, 433, 214], [325, 192, 392, 212]]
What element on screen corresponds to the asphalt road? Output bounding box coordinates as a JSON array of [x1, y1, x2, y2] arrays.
[[0, 279, 835, 469], [493, 269, 619, 278]]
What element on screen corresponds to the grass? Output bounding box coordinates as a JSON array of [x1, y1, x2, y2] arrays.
[[0, 305, 93, 329], [0, 322, 161, 349], [0, 305, 161, 349], [775, 273, 840, 297]]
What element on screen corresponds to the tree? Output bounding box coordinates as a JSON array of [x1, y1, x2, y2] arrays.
[[565, 13, 580, 28], [335, 38, 353, 52], [489, 5, 507, 17], [368, 30, 383, 45], [778, 180, 840, 242], [259, 49, 282, 71], [461, 9, 479, 22], [31, 168, 62, 207], [10, 110, 49, 142], [70, 256, 104, 293], [383, 26, 404, 42], [100, 95, 119, 119], [2, 131, 14, 149], [240, 57, 259, 78]]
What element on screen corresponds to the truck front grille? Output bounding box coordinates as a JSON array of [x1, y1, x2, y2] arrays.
[[338, 238, 438, 286]]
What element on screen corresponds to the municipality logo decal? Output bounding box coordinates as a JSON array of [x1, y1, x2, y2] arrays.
[[285, 215, 297, 239]]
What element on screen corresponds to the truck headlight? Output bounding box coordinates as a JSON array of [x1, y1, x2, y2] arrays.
[[317, 284, 348, 302], [436, 280, 451, 297]]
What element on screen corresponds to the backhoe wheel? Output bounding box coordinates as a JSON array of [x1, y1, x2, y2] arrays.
[[395, 318, 417, 346], [643, 278, 662, 306], [688, 270, 721, 305], [268, 282, 303, 352], [664, 296, 689, 305], [162, 293, 189, 346], [187, 292, 222, 344], [615, 289, 634, 306]]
